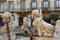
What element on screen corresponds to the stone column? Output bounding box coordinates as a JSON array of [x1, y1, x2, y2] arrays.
[[37, 0, 42, 9], [26, 0, 31, 10], [50, 0, 54, 10], [14, 0, 19, 11]]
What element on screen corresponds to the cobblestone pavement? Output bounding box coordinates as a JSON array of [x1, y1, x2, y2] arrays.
[[0, 36, 3, 40]]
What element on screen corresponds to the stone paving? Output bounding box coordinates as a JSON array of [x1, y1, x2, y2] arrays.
[[0, 36, 3, 40]]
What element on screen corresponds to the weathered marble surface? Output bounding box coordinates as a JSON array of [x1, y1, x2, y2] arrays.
[[0, 12, 16, 40], [32, 36, 54, 40], [54, 20, 60, 40], [32, 10, 54, 40]]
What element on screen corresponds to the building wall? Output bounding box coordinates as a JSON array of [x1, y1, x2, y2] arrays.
[[26, 0, 31, 10], [0, 0, 59, 11], [50, 0, 54, 9], [37, 0, 42, 8]]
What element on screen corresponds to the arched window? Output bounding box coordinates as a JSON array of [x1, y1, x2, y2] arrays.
[[42, 0, 50, 8], [0, 3, 4, 12], [31, 0, 37, 9], [55, 0, 60, 7], [20, 0, 26, 10], [42, 0, 50, 10], [8, 1, 14, 12]]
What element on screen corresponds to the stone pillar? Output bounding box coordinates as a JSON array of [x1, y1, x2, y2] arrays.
[[50, 0, 54, 10], [4, 2, 7, 12], [26, 0, 31, 10], [37, 0, 42, 9], [14, 0, 19, 11]]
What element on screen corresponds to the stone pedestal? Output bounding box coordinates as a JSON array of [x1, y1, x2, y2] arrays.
[[1, 33, 16, 40], [32, 36, 54, 40]]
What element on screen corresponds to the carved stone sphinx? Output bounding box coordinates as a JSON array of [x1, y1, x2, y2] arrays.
[[32, 9, 54, 36], [1, 12, 16, 40]]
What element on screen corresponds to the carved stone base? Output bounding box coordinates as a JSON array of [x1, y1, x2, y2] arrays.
[[32, 36, 54, 40]]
